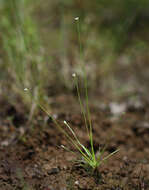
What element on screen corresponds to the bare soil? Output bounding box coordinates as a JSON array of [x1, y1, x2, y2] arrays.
[[0, 94, 149, 190]]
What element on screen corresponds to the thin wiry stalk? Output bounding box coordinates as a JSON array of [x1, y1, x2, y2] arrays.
[[76, 18, 83, 60], [38, 104, 91, 163], [100, 149, 120, 164], [64, 121, 92, 159], [73, 75, 96, 163], [73, 76, 89, 135], [76, 18, 95, 161]]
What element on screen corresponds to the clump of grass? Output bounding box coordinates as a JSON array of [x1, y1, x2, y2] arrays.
[[24, 16, 119, 173], [42, 17, 118, 172], [37, 72, 119, 172]]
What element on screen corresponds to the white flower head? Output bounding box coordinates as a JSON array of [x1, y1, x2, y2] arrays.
[[75, 181, 79, 185], [64, 120, 67, 124], [72, 73, 76, 77], [75, 17, 79, 21], [61, 145, 65, 149], [24, 88, 28, 91]]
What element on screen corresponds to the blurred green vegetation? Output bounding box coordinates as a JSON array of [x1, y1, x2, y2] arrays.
[[1, 0, 149, 110], [33, 0, 149, 94], [0, 0, 47, 118]]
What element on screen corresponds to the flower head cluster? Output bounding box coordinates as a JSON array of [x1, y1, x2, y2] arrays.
[[75, 17, 79, 21]]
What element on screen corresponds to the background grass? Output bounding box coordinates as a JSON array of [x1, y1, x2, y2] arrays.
[[1, 0, 149, 111]]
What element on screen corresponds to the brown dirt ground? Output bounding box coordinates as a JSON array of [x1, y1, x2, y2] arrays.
[[0, 94, 149, 190]]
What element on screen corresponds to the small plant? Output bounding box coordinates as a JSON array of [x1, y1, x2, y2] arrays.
[[63, 116, 119, 172], [61, 17, 119, 171], [37, 72, 119, 173], [24, 17, 119, 173]]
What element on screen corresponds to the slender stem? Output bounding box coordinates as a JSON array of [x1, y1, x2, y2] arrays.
[[76, 19, 83, 60], [73, 76, 89, 135], [39, 104, 91, 163], [76, 18, 95, 161]]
